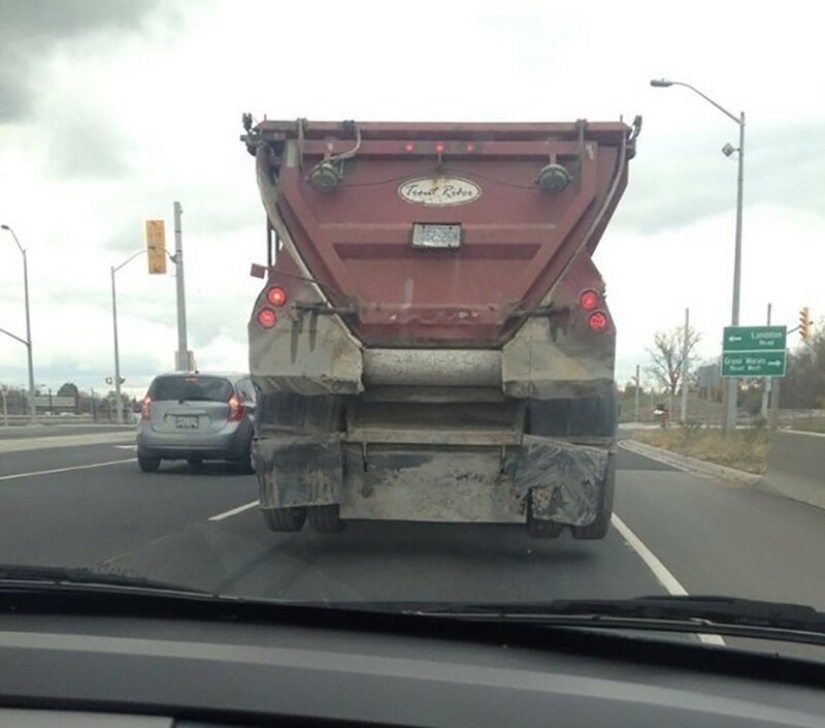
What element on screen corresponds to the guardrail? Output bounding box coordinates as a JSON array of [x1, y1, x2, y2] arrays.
[[760, 430, 825, 511]]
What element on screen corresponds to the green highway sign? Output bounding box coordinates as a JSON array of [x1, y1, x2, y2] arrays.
[[722, 325, 787, 352], [721, 351, 786, 377]]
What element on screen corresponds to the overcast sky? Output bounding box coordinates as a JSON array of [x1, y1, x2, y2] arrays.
[[1, 0, 823, 396]]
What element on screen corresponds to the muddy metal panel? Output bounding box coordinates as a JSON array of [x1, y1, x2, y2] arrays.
[[253, 426, 611, 525], [243, 118, 639, 347], [502, 256, 616, 399], [340, 445, 524, 523]]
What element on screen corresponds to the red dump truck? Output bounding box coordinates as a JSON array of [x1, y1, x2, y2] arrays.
[[241, 115, 641, 539]]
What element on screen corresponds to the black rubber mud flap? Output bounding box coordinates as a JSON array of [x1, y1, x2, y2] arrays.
[[526, 492, 565, 539], [570, 452, 616, 540]]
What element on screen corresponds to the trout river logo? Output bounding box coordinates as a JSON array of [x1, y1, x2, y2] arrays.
[[398, 177, 481, 206]]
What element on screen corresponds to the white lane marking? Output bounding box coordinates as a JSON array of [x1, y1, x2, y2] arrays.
[[0, 458, 137, 482], [114, 445, 137, 450], [209, 500, 260, 521], [612, 513, 726, 646]]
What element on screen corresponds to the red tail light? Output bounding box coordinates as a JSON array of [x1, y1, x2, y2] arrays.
[[257, 308, 277, 328], [228, 394, 245, 422], [267, 286, 287, 307], [140, 396, 152, 421], [588, 311, 609, 332], [579, 289, 599, 311]]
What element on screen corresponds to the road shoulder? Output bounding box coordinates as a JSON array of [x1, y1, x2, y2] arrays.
[[0, 431, 136, 453], [619, 439, 761, 486]]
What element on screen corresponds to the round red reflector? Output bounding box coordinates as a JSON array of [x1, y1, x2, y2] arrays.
[[435, 142, 445, 153], [404, 142, 415, 153], [580, 289, 599, 311], [257, 308, 277, 328], [466, 143, 476, 153], [267, 286, 287, 307], [588, 311, 608, 332]]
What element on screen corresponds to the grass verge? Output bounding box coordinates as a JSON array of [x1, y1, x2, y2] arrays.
[[631, 426, 770, 475]]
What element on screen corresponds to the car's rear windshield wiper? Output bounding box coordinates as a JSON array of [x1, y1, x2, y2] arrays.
[[0, 564, 212, 597], [379, 596, 825, 646]]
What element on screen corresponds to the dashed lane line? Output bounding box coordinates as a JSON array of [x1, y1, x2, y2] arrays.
[[0, 459, 137, 482], [208, 500, 260, 521]]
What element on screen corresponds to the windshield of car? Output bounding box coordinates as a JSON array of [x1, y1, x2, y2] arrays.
[[149, 376, 234, 403], [0, 0, 823, 663]]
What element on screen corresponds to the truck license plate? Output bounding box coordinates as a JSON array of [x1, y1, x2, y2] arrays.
[[175, 416, 199, 429], [412, 223, 462, 249]]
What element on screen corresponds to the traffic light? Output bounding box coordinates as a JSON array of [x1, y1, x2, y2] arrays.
[[799, 306, 811, 341], [145, 220, 167, 274]]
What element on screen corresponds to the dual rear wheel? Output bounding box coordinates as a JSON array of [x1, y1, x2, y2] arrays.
[[261, 504, 344, 534]]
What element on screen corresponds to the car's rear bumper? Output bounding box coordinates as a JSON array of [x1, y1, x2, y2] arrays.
[[137, 423, 251, 461]]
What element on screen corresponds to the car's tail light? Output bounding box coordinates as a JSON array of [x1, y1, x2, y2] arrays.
[[228, 394, 245, 422], [579, 289, 599, 311], [140, 396, 152, 421], [588, 311, 609, 332], [257, 308, 277, 328], [267, 286, 287, 307]]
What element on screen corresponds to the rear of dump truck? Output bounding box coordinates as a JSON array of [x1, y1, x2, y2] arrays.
[[241, 116, 640, 539]]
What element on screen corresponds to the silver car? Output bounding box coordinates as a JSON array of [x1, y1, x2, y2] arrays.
[[136, 371, 256, 474]]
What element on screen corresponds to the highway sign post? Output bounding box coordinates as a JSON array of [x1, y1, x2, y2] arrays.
[[721, 325, 787, 378]]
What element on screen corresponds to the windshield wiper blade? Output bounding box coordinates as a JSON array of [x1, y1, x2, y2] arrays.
[[390, 596, 825, 645], [0, 563, 212, 596]]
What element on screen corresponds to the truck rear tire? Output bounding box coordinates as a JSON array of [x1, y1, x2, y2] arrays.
[[526, 392, 617, 438], [307, 504, 345, 533], [570, 458, 616, 540], [526, 493, 564, 539], [262, 507, 306, 532]]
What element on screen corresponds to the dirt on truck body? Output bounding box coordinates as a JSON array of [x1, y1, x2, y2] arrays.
[[241, 115, 641, 539]]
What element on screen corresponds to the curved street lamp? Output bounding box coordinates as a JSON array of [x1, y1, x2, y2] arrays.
[[111, 250, 148, 425], [650, 79, 745, 434], [0, 224, 36, 423]]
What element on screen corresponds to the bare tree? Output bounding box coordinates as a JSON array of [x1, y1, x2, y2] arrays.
[[780, 322, 825, 408], [646, 325, 702, 397]]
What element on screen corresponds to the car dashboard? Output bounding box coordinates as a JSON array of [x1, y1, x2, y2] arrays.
[[0, 593, 824, 728]]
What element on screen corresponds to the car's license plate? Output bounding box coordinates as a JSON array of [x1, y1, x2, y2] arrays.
[[175, 416, 199, 429], [412, 223, 462, 249]]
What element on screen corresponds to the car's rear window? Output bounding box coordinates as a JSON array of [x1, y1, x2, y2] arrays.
[[148, 376, 234, 403]]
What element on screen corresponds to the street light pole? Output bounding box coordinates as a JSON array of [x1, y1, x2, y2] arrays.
[[111, 250, 146, 425], [1, 224, 36, 424], [111, 265, 122, 425], [649, 79, 745, 434], [173, 201, 189, 371]]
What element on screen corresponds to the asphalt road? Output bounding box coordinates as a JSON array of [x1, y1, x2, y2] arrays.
[[1, 437, 824, 659]]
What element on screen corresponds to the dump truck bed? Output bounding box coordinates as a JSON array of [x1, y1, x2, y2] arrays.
[[244, 119, 638, 348]]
